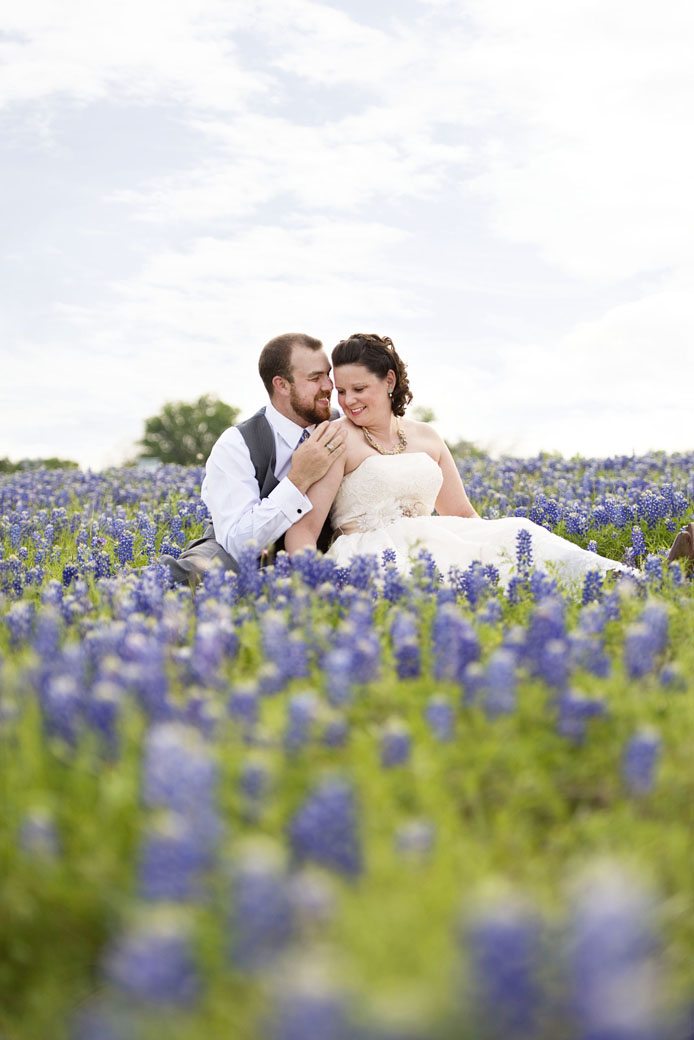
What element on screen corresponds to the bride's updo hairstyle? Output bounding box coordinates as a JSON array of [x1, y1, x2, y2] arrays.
[[332, 333, 413, 417]]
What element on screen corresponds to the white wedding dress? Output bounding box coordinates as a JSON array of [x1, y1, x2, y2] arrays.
[[326, 453, 635, 586]]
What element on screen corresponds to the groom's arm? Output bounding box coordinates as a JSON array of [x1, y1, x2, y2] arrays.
[[285, 455, 347, 554], [202, 427, 314, 559]]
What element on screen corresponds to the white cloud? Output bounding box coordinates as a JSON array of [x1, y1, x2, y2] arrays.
[[418, 270, 694, 457], [0, 0, 265, 110], [458, 0, 694, 279], [3, 0, 694, 469]]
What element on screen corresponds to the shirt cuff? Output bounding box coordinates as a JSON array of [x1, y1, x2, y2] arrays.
[[269, 476, 313, 522]]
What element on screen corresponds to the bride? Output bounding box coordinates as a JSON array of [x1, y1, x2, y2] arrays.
[[284, 333, 683, 586]]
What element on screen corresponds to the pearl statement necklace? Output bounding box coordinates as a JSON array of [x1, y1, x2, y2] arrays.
[[362, 423, 408, 455]]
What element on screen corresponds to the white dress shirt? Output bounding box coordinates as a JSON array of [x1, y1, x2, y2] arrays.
[[200, 401, 314, 561]]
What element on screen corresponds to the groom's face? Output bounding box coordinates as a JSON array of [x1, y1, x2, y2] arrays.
[[287, 344, 333, 425]]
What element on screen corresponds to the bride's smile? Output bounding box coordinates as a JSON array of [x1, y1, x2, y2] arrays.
[[335, 363, 396, 435]]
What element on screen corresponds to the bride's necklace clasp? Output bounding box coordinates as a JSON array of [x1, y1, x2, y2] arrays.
[[362, 422, 408, 455]]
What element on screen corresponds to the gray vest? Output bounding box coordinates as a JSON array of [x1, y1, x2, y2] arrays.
[[160, 408, 334, 583]]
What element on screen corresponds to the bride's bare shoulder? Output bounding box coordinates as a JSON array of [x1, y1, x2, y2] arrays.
[[402, 417, 445, 449], [333, 416, 363, 442]]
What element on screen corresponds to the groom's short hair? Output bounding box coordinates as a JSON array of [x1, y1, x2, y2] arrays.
[[259, 333, 324, 396]]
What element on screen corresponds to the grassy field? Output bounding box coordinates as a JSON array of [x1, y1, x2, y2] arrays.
[[1, 453, 693, 1039]]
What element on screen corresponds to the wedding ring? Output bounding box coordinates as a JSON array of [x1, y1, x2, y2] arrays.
[[327, 442, 335, 453]]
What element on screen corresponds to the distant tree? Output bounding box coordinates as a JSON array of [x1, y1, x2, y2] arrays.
[[446, 437, 487, 460], [0, 456, 78, 473], [412, 405, 437, 423], [137, 394, 240, 465]]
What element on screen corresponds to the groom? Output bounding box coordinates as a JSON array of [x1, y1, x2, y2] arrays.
[[161, 332, 345, 584]]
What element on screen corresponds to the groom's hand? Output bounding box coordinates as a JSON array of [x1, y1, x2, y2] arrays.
[[287, 421, 346, 494]]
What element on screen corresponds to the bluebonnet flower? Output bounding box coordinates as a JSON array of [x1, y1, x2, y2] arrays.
[[322, 716, 349, 748], [484, 649, 517, 718], [289, 778, 363, 877], [258, 662, 286, 696], [394, 818, 436, 859], [581, 569, 603, 605], [640, 602, 668, 654], [117, 530, 134, 567], [453, 560, 490, 608], [568, 863, 663, 1039], [658, 662, 686, 691], [568, 633, 611, 679], [284, 691, 319, 753], [461, 661, 486, 705], [6, 601, 35, 648], [565, 511, 588, 537], [537, 638, 570, 690], [62, 563, 79, 587], [228, 846, 294, 970], [236, 544, 264, 598], [104, 911, 199, 1006], [390, 610, 417, 643], [624, 623, 658, 679], [424, 695, 455, 742], [622, 730, 661, 795], [643, 553, 663, 586], [515, 528, 533, 575], [381, 547, 397, 566], [239, 759, 272, 822], [380, 720, 412, 767], [478, 598, 503, 626], [506, 574, 527, 605], [350, 633, 381, 684], [524, 597, 566, 669], [394, 637, 420, 679], [431, 604, 479, 682], [556, 690, 606, 744], [322, 648, 354, 706], [18, 808, 60, 859], [348, 553, 380, 591], [142, 723, 217, 817], [283, 632, 311, 680], [630, 525, 647, 559], [267, 972, 352, 1040], [383, 565, 407, 603], [465, 894, 546, 1040], [138, 811, 211, 901], [577, 602, 607, 635], [228, 682, 259, 732], [41, 674, 82, 744], [120, 632, 171, 721], [288, 869, 337, 932], [411, 548, 440, 591], [84, 679, 122, 753], [41, 578, 64, 606]]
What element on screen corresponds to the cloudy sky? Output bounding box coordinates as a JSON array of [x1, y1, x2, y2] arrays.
[[2, 0, 693, 469]]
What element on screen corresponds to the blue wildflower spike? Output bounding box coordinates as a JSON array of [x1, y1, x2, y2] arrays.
[[288, 778, 363, 878], [103, 910, 199, 1006], [567, 862, 664, 1039], [228, 844, 294, 971], [622, 729, 661, 795], [380, 720, 412, 768]]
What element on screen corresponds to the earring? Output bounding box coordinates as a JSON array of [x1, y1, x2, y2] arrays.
[[388, 389, 393, 398]]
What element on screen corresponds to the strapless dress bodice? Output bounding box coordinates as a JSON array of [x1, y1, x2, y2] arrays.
[[330, 452, 442, 535]]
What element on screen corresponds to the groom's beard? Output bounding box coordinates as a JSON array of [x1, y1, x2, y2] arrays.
[[289, 385, 331, 425]]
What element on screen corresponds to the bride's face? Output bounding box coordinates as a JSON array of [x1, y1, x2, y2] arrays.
[[334, 364, 395, 425]]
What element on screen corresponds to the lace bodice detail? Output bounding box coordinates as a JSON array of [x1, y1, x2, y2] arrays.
[[331, 453, 442, 535]]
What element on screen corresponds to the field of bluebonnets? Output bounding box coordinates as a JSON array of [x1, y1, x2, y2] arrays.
[[1, 449, 694, 1040]]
